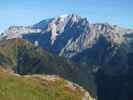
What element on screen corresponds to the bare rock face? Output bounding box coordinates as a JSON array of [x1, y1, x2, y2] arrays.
[[2, 26, 42, 39], [1, 14, 133, 74], [2, 14, 131, 57], [1, 15, 133, 77], [1, 15, 133, 75]]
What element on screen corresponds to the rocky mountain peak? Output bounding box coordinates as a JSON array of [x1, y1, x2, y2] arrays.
[[1, 14, 133, 56]]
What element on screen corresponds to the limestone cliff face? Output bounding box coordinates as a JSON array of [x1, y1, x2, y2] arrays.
[[2, 14, 132, 57], [3, 26, 42, 39]]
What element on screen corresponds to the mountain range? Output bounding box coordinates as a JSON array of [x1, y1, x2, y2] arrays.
[[0, 14, 133, 100]]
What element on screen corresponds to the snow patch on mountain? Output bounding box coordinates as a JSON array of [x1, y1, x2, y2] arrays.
[[59, 14, 68, 18]]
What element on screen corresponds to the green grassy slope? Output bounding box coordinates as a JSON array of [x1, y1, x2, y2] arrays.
[[0, 68, 93, 100]]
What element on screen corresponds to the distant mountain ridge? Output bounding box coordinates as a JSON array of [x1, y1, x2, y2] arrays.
[[1, 14, 133, 57], [1, 14, 133, 77]]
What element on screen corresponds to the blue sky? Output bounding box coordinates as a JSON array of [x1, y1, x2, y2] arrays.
[[0, 0, 133, 32]]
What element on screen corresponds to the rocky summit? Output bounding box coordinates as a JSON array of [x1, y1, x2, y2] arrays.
[[1, 14, 133, 57]]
